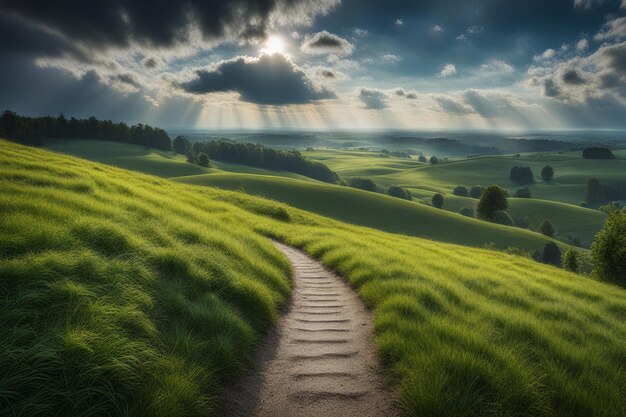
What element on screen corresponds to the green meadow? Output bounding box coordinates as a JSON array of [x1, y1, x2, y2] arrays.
[[2, 139, 626, 417]]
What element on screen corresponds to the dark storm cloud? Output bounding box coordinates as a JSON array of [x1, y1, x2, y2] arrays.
[[180, 54, 336, 105], [358, 88, 387, 109], [562, 69, 586, 84], [301, 31, 354, 55], [317, 68, 336, 78], [1, 0, 339, 52]]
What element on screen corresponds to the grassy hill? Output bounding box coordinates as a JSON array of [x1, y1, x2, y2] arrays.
[[45, 139, 561, 251], [2, 139, 625, 417]]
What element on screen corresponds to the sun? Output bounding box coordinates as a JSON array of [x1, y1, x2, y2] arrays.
[[262, 34, 286, 55]]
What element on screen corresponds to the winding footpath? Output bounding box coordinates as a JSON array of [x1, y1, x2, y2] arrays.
[[223, 241, 398, 417]]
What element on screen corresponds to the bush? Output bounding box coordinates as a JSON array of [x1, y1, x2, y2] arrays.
[[562, 247, 579, 273], [583, 147, 615, 159], [429, 156, 439, 164], [458, 206, 474, 217], [514, 187, 531, 198], [431, 193, 444, 208], [579, 201, 589, 208], [477, 185, 508, 221], [387, 185, 412, 200], [196, 152, 210, 167], [469, 185, 485, 199], [591, 211, 626, 285], [173, 135, 191, 154], [599, 202, 621, 214], [509, 166, 534, 184], [348, 177, 377, 192], [514, 216, 531, 229], [538, 219, 556, 237], [417, 155, 427, 162], [493, 210, 514, 226], [452, 186, 469, 197], [542, 242, 562, 266], [541, 165, 554, 182]]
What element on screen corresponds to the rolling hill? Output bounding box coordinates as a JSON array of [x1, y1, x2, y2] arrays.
[[2, 139, 625, 417]]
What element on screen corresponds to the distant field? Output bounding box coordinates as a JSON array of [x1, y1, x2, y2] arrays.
[[2, 140, 625, 417]]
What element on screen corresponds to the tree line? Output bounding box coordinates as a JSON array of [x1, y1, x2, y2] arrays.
[[178, 137, 339, 184], [0, 110, 172, 151]]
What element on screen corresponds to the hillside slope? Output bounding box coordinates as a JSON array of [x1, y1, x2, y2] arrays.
[[2, 140, 625, 417]]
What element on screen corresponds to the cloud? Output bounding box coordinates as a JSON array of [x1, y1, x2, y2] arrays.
[[382, 54, 402, 63], [576, 38, 589, 51], [534, 48, 556, 61], [353, 28, 369, 37], [544, 78, 562, 97], [431, 24, 444, 33], [434, 96, 473, 114], [395, 19, 404, 26], [438, 64, 457, 77], [179, 53, 336, 105], [394, 88, 418, 99], [300, 31, 354, 55], [562, 69, 587, 85], [358, 88, 388, 109], [479, 59, 514, 74], [2, 0, 340, 52], [594, 17, 626, 42]]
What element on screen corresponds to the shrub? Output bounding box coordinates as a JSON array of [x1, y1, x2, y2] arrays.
[[458, 206, 474, 217], [583, 147, 615, 159], [387, 185, 412, 200], [541, 165, 554, 182], [514, 187, 531, 198], [348, 177, 377, 192], [509, 166, 534, 184], [562, 247, 579, 273], [469, 185, 485, 199], [173, 135, 191, 155], [305, 147, 314, 151], [477, 185, 508, 221], [417, 155, 427, 163], [579, 201, 589, 208], [538, 219, 556, 237], [431, 193, 444, 208], [599, 202, 621, 214], [429, 156, 439, 164], [542, 242, 562, 266], [452, 186, 469, 197], [493, 210, 514, 226], [514, 216, 531, 229], [591, 211, 626, 285], [586, 178, 605, 205], [196, 152, 210, 167]]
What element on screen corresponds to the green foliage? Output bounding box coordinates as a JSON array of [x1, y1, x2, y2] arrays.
[[417, 155, 427, 163], [583, 147, 615, 159], [514, 187, 531, 198], [514, 216, 531, 229], [387, 185, 412, 200], [541, 242, 562, 266], [429, 156, 439, 164], [477, 185, 508, 221], [173, 135, 191, 155], [469, 185, 485, 199], [579, 201, 589, 208], [196, 152, 210, 168], [510, 166, 534, 184], [591, 211, 626, 286], [538, 219, 556, 237], [599, 202, 621, 214], [541, 165, 554, 182], [348, 177, 378, 192], [458, 206, 474, 217], [562, 247, 579, 273], [452, 186, 469, 197], [431, 193, 444, 208], [493, 210, 514, 226]]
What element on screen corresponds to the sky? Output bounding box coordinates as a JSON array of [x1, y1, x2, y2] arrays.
[[1, 0, 626, 131]]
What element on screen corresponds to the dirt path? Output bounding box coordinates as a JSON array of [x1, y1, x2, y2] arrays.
[[222, 241, 398, 417]]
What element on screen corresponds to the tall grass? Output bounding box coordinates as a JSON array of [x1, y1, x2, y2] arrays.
[[1, 140, 625, 417]]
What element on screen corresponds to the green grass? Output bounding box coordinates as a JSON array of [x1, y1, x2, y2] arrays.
[[174, 172, 560, 250], [2, 140, 625, 417]]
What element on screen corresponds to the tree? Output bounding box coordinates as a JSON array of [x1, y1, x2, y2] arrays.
[[579, 201, 589, 208], [514, 187, 531, 198], [562, 247, 579, 273], [582, 147, 615, 159], [509, 166, 534, 184], [542, 242, 562, 266], [538, 219, 556, 237], [453, 186, 469, 196], [514, 216, 531, 229], [477, 185, 508, 221], [591, 211, 626, 285], [348, 177, 377, 192], [429, 156, 439, 164], [173, 135, 191, 154], [469, 185, 485, 199], [458, 206, 474, 217], [586, 178, 606, 205], [417, 155, 427, 163], [387, 185, 412, 200], [196, 152, 210, 167], [493, 210, 514, 226], [431, 193, 444, 208], [541, 165, 554, 182]]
